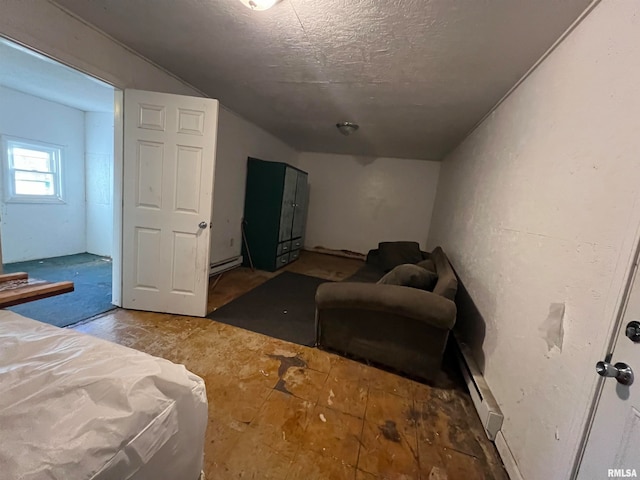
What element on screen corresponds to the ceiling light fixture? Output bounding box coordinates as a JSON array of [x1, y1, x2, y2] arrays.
[[336, 122, 359, 136], [238, 0, 281, 10]]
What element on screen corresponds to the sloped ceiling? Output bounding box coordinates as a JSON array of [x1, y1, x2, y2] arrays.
[[0, 38, 114, 113], [53, 0, 592, 160]]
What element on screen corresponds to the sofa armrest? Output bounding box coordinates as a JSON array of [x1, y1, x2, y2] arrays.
[[316, 282, 456, 330]]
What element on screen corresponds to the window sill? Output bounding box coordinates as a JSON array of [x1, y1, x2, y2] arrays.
[[4, 196, 66, 205]]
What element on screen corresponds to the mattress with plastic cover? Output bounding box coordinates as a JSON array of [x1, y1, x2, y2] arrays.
[[0, 310, 208, 480]]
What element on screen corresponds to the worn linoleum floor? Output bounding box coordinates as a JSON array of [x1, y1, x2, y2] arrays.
[[72, 251, 507, 480]]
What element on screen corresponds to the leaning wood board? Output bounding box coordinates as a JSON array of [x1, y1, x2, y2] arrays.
[[0, 272, 74, 308]]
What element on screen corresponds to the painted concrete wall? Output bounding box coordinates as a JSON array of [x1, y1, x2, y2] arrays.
[[0, 86, 86, 263], [427, 2, 640, 478], [85, 111, 114, 257], [210, 106, 298, 265], [298, 152, 440, 254]]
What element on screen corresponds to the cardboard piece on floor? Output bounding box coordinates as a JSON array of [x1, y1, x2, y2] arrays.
[[0, 271, 74, 308]]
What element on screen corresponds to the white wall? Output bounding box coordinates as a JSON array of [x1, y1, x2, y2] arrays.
[[210, 106, 298, 265], [0, 86, 86, 263], [85, 111, 113, 257], [428, 2, 640, 479], [298, 152, 440, 254]]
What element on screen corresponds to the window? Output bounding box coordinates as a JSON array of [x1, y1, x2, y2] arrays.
[[3, 137, 64, 203]]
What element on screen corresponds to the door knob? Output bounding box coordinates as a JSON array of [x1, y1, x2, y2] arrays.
[[626, 321, 640, 343], [198, 221, 208, 229], [596, 361, 634, 386]]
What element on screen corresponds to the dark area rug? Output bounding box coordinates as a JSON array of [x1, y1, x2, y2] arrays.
[[208, 271, 328, 346], [3, 253, 115, 328]]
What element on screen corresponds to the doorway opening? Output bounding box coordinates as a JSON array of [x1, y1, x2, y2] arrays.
[[0, 37, 117, 327]]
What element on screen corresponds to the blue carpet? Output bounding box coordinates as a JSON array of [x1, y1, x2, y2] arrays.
[[3, 253, 115, 327]]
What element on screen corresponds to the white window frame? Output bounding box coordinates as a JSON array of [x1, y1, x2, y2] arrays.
[[2, 136, 65, 204]]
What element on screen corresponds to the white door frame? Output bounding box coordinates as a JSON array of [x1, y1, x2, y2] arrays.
[[571, 223, 640, 478], [112, 89, 124, 306], [0, 34, 123, 306], [0, 34, 216, 313]]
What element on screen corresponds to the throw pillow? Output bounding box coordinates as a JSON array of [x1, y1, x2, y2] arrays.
[[377, 264, 439, 291], [378, 241, 423, 271]]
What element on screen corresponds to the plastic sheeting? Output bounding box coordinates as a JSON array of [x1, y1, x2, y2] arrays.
[[0, 311, 207, 480]]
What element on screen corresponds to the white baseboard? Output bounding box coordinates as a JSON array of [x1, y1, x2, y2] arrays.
[[495, 431, 524, 480], [209, 256, 242, 276], [455, 339, 503, 440]]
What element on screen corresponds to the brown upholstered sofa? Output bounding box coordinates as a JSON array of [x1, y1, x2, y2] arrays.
[[315, 244, 457, 380]]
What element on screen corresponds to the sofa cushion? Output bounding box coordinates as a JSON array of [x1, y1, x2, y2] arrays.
[[416, 258, 436, 274], [345, 264, 385, 283], [377, 264, 438, 291], [378, 241, 423, 271]]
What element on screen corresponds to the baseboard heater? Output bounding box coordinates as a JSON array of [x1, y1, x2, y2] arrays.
[[209, 256, 243, 276], [454, 336, 503, 440], [455, 336, 524, 479]]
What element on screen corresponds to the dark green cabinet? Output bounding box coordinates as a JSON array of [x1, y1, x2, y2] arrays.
[[242, 157, 308, 271]]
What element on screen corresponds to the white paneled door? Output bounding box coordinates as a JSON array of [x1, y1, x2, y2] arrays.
[[579, 257, 640, 478], [122, 89, 218, 316]]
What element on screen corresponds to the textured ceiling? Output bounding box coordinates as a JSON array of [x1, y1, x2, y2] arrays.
[[53, 0, 591, 160], [0, 38, 114, 112]]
